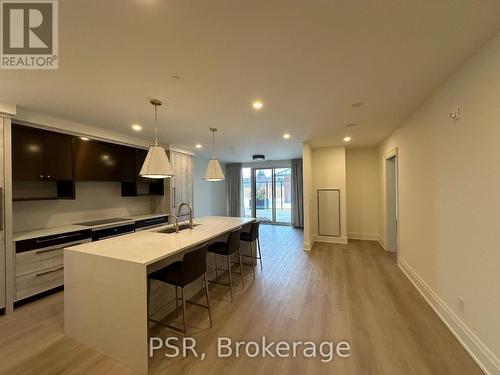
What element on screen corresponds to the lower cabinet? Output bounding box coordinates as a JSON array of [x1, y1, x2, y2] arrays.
[[16, 266, 64, 301], [14, 230, 92, 302]]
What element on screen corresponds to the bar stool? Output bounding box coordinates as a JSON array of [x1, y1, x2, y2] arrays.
[[207, 227, 244, 302], [240, 220, 262, 278], [148, 242, 211, 335]]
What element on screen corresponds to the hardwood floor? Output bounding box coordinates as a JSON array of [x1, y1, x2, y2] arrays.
[[0, 225, 481, 375]]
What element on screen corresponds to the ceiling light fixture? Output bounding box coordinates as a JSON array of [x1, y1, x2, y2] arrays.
[[343, 124, 356, 143], [195, 144, 203, 149], [283, 133, 291, 139], [132, 124, 142, 131], [252, 99, 263, 110], [139, 99, 174, 179], [203, 128, 225, 181]]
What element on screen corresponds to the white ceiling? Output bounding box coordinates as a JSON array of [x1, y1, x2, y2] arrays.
[[1, 0, 499, 162]]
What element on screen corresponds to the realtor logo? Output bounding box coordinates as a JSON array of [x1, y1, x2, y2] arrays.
[[1, 0, 58, 69]]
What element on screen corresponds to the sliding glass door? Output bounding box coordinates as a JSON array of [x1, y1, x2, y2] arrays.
[[274, 168, 292, 223], [255, 168, 274, 221], [243, 166, 292, 224]]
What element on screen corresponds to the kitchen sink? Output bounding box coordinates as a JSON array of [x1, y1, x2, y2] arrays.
[[158, 223, 200, 234]]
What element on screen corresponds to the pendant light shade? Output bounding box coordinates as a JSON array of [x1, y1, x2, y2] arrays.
[[203, 128, 225, 181], [204, 158, 225, 181], [140, 145, 173, 178], [140, 99, 174, 179]]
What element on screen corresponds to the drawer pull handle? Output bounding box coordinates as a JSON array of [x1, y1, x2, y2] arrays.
[[144, 218, 164, 225], [35, 247, 62, 254], [36, 233, 83, 243], [36, 266, 63, 277]]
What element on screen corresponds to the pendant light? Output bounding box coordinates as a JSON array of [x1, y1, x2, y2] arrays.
[[139, 99, 174, 179], [203, 127, 225, 181]]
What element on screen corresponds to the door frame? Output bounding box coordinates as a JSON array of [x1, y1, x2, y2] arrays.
[[384, 147, 400, 260]]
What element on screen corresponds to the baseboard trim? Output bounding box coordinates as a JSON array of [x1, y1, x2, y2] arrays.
[[303, 241, 312, 251], [314, 236, 348, 245], [347, 232, 379, 241], [378, 236, 387, 251], [399, 258, 500, 375]]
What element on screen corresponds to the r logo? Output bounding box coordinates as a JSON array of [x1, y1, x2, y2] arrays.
[[2, 2, 53, 54]]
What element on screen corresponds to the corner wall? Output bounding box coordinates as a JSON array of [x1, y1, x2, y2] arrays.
[[378, 31, 500, 373], [302, 143, 313, 250], [306, 146, 347, 245]]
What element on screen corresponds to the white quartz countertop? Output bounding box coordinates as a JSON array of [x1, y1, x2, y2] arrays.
[[13, 213, 169, 242], [64, 216, 255, 265]]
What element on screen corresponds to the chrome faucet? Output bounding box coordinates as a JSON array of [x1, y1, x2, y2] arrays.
[[177, 202, 193, 230], [173, 214, 180, 233]]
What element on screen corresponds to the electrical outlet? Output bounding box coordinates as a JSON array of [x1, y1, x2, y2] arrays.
[[457, 296, 465, 313]]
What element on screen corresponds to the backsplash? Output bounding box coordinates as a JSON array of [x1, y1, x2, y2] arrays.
[[13, 182, 154, 232]]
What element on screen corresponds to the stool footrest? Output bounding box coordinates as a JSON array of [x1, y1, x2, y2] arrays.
[[174, 297, 210, 310], [149, 318, 186, 335], [207, 279, 231, 287]]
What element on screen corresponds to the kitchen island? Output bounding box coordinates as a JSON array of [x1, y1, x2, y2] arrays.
[[64, 216, 254, 374]]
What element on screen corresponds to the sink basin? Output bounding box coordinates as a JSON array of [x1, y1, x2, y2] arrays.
[[158, 223, 200, 234]]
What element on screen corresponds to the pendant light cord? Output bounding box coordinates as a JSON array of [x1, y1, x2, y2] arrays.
[[211, 129, 215, 159], [154, 104, 159, 146]]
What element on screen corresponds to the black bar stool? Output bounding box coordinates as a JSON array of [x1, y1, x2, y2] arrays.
[[208, 227, 244, 302], [148, 242, 211, 335], [240, 220, 262, 277]]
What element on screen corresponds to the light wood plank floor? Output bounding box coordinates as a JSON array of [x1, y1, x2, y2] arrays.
[[0, 225, 481, 375]]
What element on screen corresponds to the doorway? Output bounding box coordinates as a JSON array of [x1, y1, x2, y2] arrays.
[[385, 151, 399, 256], [242, 167, 292, 224]]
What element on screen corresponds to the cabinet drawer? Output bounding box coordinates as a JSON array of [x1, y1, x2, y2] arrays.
[[16, 266, 64, 301], [16, 247, 63, 277], [15, 229, 92, 253]]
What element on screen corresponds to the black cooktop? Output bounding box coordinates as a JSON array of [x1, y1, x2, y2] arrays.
[[74, 218, 132, 226]]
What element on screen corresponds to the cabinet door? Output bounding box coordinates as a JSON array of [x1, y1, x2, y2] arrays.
[[75, 138, 122, 181], [43, 131, 73, 181], [118, 145, 136, 182], [169, 151, 180, 211], [12, 125, 44, 181], [136, 149, 150, 183], [170, 151, 193, 214]]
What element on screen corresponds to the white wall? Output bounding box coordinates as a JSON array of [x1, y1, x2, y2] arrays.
[[13, 182, 152, 232], [345, 148, 379, 241], [311, 146, 347, 244], [192, 156, 226, 218], [378, 32, 500, 373]]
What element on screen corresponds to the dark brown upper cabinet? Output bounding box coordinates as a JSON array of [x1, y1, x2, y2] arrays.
[[75, 138, 136, 182], [121, 148, 164, 196], [12, 124, 73, 181]]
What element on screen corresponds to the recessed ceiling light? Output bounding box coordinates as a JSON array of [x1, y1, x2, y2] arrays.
[[343, 136, 352, 142], [283, 133, 291, 139], [195, 144, 203, 149], [132, 124, 142, 131], [80, 137, 90, 141], [252, 99, 264, 110], [171, 75, 182, 80], [352, 102, 363, 108]]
